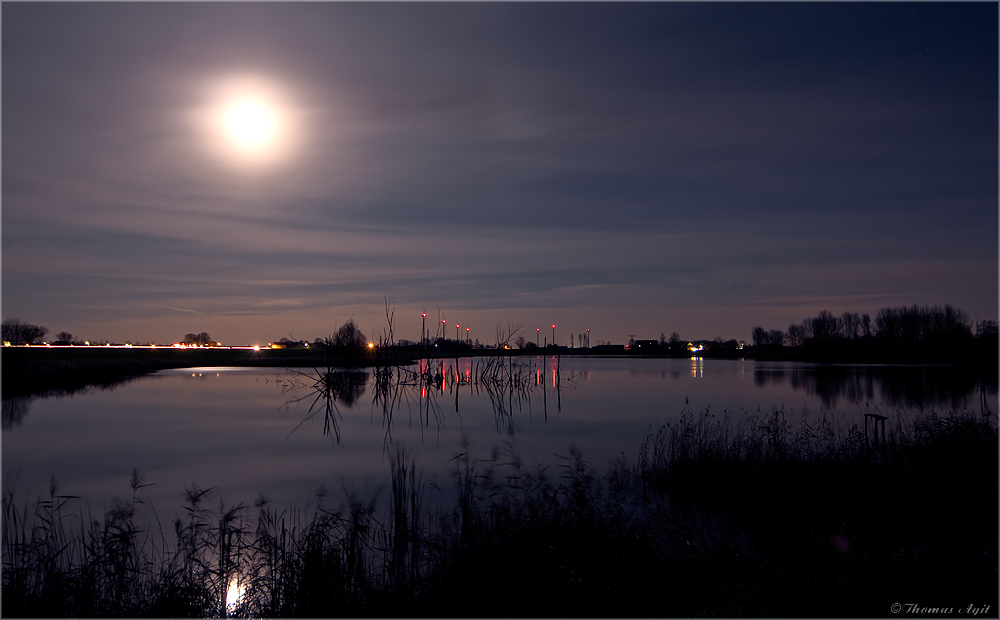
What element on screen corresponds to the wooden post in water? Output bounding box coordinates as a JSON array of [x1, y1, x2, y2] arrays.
[[865, 413, 888, 450]]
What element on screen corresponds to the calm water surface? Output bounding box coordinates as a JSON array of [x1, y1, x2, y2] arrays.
[[4, 357, 995, 519]]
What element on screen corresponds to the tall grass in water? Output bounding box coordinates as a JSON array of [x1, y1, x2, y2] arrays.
[[1, 443, 661, 617], [631, 407, 998, 545], [2, 470, 210, 616], [3, 409, 996, 617], [616, 406, 998, 615]]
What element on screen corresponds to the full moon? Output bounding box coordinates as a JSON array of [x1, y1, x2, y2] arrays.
[[221, 98, 278, 152], [197, 75, 297, 167]]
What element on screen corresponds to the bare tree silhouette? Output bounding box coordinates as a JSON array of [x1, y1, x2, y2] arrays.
[[2, 318, 48, 345]]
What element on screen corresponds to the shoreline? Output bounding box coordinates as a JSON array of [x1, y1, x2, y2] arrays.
[[3, 345, 995, 399]]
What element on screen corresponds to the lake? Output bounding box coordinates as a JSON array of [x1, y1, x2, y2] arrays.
[[3, 356, 996, 523]]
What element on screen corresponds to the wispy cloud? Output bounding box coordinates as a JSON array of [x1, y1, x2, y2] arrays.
[[3, 2, 995, 344]]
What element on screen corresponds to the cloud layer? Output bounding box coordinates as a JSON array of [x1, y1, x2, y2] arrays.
[[4, 3, 996, 345]]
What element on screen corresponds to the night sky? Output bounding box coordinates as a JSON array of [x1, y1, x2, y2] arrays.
[[3, 3, 997, 347]]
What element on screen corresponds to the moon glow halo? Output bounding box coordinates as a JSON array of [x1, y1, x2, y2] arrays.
[[199, 75, 296, 168]]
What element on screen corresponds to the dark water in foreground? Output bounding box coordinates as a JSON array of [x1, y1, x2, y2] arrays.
[[3, 357, 995, 519]]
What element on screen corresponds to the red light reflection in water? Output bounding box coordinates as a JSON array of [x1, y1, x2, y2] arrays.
[[547, 356, 559, 388]]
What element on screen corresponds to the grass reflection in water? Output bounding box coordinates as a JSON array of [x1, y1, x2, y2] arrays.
[[281, 352, 565, 449]]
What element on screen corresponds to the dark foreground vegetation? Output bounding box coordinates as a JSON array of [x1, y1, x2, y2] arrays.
[[3, 408, 996, 618]]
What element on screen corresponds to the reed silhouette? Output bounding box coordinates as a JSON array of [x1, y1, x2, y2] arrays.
[[4, 405, 994, 617]]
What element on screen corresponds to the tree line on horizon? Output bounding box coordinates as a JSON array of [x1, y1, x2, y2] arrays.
[[751, 304, 997, 362], [5, 305, 997, 362]]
